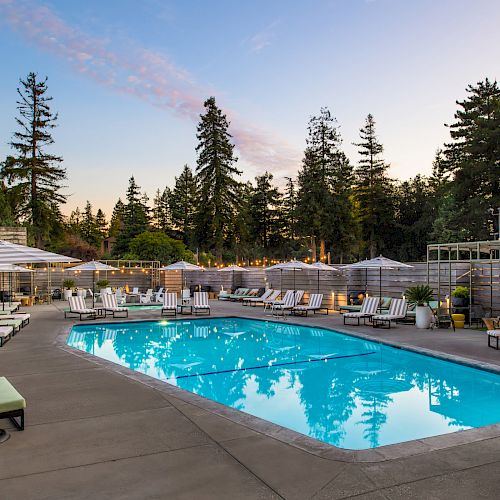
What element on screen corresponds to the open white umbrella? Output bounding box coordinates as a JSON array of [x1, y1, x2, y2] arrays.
[[345, 255, 412, 311], [0, 264, 34, 311], [218, 265, 248, 290], [69, 261, 120, 307], [159, 261, 204, 291], [266, 260, 314, 296], [310, 261, 339, 294], [0, 240, 79, 264]]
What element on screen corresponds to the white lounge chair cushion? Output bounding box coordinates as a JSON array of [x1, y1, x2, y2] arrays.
[[372, 314, 405, 321], [487, 330, 500, 337], [0, 327, 12, 338], [344, 311, 374, 318]]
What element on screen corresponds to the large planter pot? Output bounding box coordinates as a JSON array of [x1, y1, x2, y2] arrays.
[[64, 289, 73, 301], [416, 305, 433, 329], [451, 297, 469, 308]]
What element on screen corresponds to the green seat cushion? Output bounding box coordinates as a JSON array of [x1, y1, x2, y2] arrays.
[[0, 377, 26, 412], [0, 319, 22, 328], [340, 305, 362, 312]]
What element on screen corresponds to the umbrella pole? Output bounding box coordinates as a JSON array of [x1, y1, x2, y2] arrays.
[[92, 270, 95, 308], [379, 268, 382, 313], [317, 270, 320, 294], [2, 272, 4, 311]]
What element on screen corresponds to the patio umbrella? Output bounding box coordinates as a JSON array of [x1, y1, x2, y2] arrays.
[[217, 265, 248, 291], [0, 240, 80, 304], [159, 261, 204, 292], [0, 240, 79, 264], [310, 262, 339, 294], [68, 261, 120, 307], [344, 255, 412, 311], [266, 260, 314, 298], [0, 263, 34, 311]]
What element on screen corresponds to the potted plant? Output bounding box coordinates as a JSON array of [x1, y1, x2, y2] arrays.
[[451, 286, 469, 307], [96, 279, 110, 290], [63, 279, 76, 300], [405, 284, 435, 329]]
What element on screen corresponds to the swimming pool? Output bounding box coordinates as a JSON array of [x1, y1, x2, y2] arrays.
[[67, 317, 500, 449]]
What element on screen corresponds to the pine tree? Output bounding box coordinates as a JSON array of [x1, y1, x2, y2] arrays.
[[248, 172, 281, 250], [109, 199, 125, 237], [95, 209, 108, 239], [171, 165, 197, 245], [1, 73, 66, 247], [282, 177, 298, 241], [296, 108, 357, 262], [113, 177, 150, 256], [354, 114, 394, 258], [194, 97, 241, 261], [80, 201, 101, 247], [151, 187, 171, 232], [441, 78, 500, 240]]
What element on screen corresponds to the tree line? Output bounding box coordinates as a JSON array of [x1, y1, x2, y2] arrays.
[[1, 73, 499, 264]]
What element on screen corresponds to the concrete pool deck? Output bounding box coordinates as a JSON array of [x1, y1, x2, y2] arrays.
[[1, 301, 500, 499]]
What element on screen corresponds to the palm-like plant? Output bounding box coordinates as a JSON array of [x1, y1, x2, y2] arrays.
[[405, 285, 434, 306]]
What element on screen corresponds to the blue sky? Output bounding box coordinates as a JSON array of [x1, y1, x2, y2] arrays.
[[0, 0, 499, 216]]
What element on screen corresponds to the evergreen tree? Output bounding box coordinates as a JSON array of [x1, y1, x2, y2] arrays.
[[171, 165, 197, 245], [0, 182, 15, 226], [113, 177, 150, 256], [441, 78, 500, 240], [109, 199, 125, 237], [248, 172, 281, 250], [95, 209, 108, 240], [296, 108, 357, 262], [282, 177, 298, 241], [194, 97, 241, 261], [1, 73, 66, 247], [354, 114, 394, 258], [80, 201, 102, 247], [152, 188, 171, 231]]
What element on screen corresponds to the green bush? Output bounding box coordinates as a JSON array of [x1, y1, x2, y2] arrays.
[[405, 284, 434, 306], [451, 286, 469, 299], [96, 279, 110, 289], [125, 231, 194, 265], [63, 279, 76, 289]]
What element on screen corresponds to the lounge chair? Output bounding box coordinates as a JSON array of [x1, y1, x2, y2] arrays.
[[0, 326, 13, 347], [218, 289, 231, 301], [243, 289, 274, 306], [292, 293, 325, 316], [140, 289, 153, 304], [483, 318, 500, 349], [193, 292, 210, 315], [64, 296, 97, 320], [0, 318, 23, 334], [161, 293, 177, 317], [272, 290, 304, 316], [102, 294, 128, 318], [0, 376, 25, 431], [232, 288, 260, 301], [115, 289, 126, 305], [132, 287, 139, 294], [154, 287, 165, 303], [372, 299, 408, 329], [265, 290, 290, 311], [0, 313, 30, 327], [343, 297, 380, 325], [228, 288, 249, 301]]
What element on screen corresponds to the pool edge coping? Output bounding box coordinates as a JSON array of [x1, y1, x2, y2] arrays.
[[56, 314, 500, 463]]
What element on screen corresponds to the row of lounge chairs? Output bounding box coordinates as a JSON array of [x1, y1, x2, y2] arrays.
[[0, 303, 31, 347], [343, 297, 408, 328], [65, 292, 212, 320]]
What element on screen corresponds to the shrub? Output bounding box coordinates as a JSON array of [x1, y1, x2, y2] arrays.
[[63, 279, 76, 289], [451, 286, 469, 299], [96, 279, 110, 289], [405, 284, 434, 306]]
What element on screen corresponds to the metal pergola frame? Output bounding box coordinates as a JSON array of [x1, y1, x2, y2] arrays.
[[426, 240, 500, 318]]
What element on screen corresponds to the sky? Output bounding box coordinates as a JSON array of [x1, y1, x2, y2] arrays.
[[0, 0, 499, 217]]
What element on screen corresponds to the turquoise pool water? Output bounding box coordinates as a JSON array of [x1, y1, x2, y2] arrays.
[[67, 318, 500, 449]]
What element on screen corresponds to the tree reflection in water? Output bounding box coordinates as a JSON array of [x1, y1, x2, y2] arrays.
[[67, 318, 500, 449]]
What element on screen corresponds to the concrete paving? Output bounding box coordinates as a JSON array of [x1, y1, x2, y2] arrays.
[[0, 301, 500, 499]]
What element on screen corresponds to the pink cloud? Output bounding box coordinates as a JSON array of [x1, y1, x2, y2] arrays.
[[0, 0, 301, 177]]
